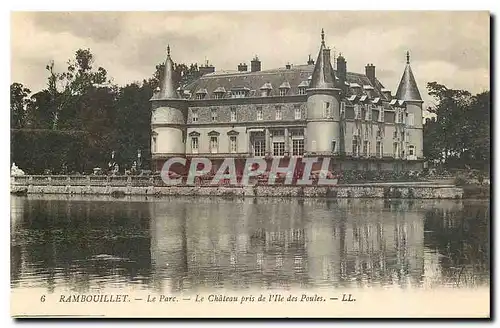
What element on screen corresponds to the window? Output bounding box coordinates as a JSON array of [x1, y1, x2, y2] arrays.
[[365, 105, 371, 121], [376, 128, 382, 138], [378, 107, 384, 122], [323, 102, 331, 118], [256, 107, 263, 121], [352, 139, 359, 156], [353, 128, 360, 137], [275, 106, 282, 120], [294, 106, 301, 120], [230, 107, 237, 122], [152, 136, 157, 153], [407, 113, 415, 127], [376, 141, 382, 157], [408, 145, 415, 156], [298, 87, 306, 95], [192, 109, 198, 123], [231, 90, 247, 98], [354, 104, 361, 119], [363, 141, 369, 156], [196, 94, 205, 100], [211, 108, 217, 122], [214, 92, 224, 99], [279, 89, 288, 96], [364, 127, 370, 139], [393, 131, 398, 139], [273, 142, 285, 156], [393, 142, 399, 158], [230, 136, 237, 153], [191, 137, 199, 154], [210, 136, 218, 153], [340, 102, 346, 117], [401, 131, 405, 141], [292, 139, 304, 156], [254, 139, 266, 156], [331, 140, 337, 153]]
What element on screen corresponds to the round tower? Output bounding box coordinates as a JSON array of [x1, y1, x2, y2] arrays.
[[395, 51, 424, 170], [306, 29, 341, 156], [150, 45, 188, 171]]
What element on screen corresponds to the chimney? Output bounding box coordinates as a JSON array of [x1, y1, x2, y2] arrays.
[[336, 54, 347, 93], [285, 62, 291, 69], [238, 63, 248, 72], [199, 60, 215, 76], [251, 55, 261, 72], [365, 63, 376, 85], [307, 54, 314, 65]]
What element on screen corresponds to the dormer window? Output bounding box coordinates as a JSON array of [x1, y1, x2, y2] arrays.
[[297, 80, 309, 95], [195, 88, 207, 100], [213, 86, 226, 99], [279, 81, 291, 96], [231, 87, 249, 98], [260, 83, 273, 97]]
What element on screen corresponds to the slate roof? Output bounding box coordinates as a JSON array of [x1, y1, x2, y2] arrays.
[[182, 64, 389, 100], [395, 63, 422, 101]]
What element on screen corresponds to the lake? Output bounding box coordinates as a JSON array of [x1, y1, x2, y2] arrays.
[[10, 195, 490, 294]]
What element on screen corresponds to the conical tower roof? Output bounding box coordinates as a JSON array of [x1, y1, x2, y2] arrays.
[[309, 29, 336, 89], [395, 51, 422, 101], [159, 45, 179, 99]]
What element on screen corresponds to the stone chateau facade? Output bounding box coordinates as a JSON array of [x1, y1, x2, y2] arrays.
[[150, 29, 424, 174]]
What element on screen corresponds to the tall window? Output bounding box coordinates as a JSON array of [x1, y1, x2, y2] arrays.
[[354, 104, 361, 119], [275, 106, 282, 120], [365, 105, 371, 121], [363, 140, 369, 156], [230, 107, 237, 122], [378, 107, 384, 122], [393, 131, 398, 139], [323, 102, 331, 118], [192, 109, 198, 122], [210, 136, 218, 153], [298, 87, 306, 95], [352, 139, 359, 156], [191, 137, 199, 154], [273, 142, 285, 156], [331, 140, 337, 153], [294, 105, 301, 120], [211, 108, 217, 122], [393, 142, 399, 158], [407, 113, 415, 127], [257, 107, 263, 121], [254, 139, 266, 156], [292, 139, 304, 156], [279, 89, 288, 96], [376, 141, 382, 157], [152, 136, 157, 153], [230, 136, 237, 153], [214, 92, 224, 99]]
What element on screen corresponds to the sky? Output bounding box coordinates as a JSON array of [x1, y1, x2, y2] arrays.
[[11, 11, 490, 112]]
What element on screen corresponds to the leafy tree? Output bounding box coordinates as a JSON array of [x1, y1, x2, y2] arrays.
[[424, 82, 490, 171], [10, 83, 31, 129]]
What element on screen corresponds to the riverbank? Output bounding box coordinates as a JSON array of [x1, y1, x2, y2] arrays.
[[11, 182, 466, 199]]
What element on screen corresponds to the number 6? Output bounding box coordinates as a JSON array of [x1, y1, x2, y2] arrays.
[[40, 295, 46, 302]]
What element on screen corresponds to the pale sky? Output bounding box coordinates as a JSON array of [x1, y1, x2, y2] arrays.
[[11, 11, 490, 111]]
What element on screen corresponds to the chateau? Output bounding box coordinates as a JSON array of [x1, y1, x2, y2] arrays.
[[150, 30, 424, 174]]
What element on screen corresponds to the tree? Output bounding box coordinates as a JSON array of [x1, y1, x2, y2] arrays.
[[424, 82, 490, 171], [10, 83, 31, 129]]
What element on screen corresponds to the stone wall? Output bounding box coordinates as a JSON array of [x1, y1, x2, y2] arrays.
[[19, 184, 464, 199]]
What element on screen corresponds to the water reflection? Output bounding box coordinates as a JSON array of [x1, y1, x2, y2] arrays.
[[10, 195, 490, 294]]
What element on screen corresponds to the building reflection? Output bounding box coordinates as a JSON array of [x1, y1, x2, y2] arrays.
[[11, 196, 490, 293]]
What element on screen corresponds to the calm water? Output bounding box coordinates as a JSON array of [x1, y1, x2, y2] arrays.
[[10, 195, 490, 294]]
